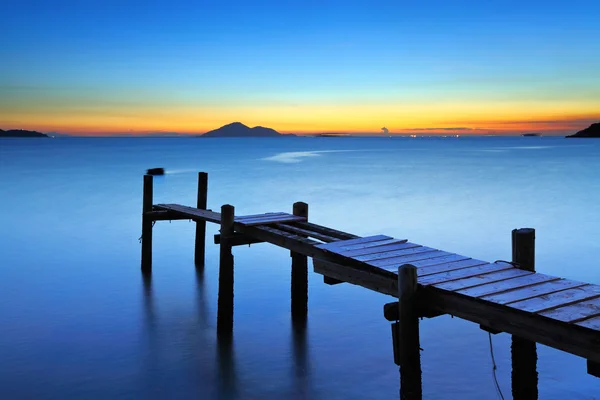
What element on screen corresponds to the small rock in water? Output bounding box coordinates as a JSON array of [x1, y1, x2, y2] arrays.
[[146, 167, 165, 175]]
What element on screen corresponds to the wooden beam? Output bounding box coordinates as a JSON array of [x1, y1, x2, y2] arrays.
[[291, 202, 309, 319], [275, 223, 340, 243], [511, 228, 538, 400], [421, 285, 600, 363], [146, 210, 188, 221], [314, 259, 397, 296], [217, 204, 235, 337], [588, 360, 600, 378], [397, 264, 422, 400], [141, 174, 153, 272], [194, 172, 208, 266], [291, 221, 359, 240], [214, 233, 264, 246]]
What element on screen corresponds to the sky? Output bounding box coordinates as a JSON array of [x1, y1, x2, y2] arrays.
[[1, 0, 599, 136]]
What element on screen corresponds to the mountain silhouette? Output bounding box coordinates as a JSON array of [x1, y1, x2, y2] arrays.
[[566, 122, 600, 138], [201, 122, 283, 137], [0, 129, 48, 138]]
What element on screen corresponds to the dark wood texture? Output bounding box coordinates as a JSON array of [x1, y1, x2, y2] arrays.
[[397, 264, 422, 400], [291, 202, 309, 319], [217, 204, 235, 336], [194, 172, 208, 266], [141, 175, 153, 272]]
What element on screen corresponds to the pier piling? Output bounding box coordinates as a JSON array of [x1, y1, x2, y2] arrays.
[[396, 264, 422, 400], [511, 228, 538, 400], [141, 174, 153, 272], [194, 172, 208, 266], [291, 202, 309, 319], [217, 204, 235, 336]]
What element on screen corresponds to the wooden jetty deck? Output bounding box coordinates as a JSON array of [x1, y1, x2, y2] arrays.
[[141, 173, 599, 399]]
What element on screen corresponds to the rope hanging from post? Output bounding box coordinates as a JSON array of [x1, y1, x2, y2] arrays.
[[488, 332, 505, 400]]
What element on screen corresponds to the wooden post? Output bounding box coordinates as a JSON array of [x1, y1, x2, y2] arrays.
[[511, 228, 538, 400], [397, 264, 422, 400], [291, 202, 309, 319], [194, 172, 208, 267], [141, 174, 153, 272], [217, 204, 235, 336]]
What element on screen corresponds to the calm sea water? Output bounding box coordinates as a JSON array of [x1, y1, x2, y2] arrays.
[[1, 136, 599, 399]]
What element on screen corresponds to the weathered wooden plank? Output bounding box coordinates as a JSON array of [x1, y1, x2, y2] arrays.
[[313, 259, 397, 297], [316, 235, 391, 249], [214, 233, 264, 246], [338, 241, 415, 258], [236, 212, 288, 220], [236, 224, 397, 279], [589, 360, 600, 378], [146, 210, 188, 221], [155, 203, 222, 224], [434, 268, 531, 291], [508, 285, 600, 313], [274, 223, 340, 243], [353, 244, 427, 262], [406, 254, 471, 269], [578, 316, 600, 330], [539, 297, 600, 323], [235, 215, 307, 226], [370, 250, 453, 268], [333, 238, 408, 252], [421, 285, 600, 363], [415, 259, 491, 278], [418, 263, 514, 286], [292, 221, 359, 240], [483, 279, 588, 305], [457, 273, 559, 298]]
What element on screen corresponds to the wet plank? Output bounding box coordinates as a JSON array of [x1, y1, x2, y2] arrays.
[[434, 268, 532, 291], [539, 297, 600, 323], [275, 223, 340, 243], [457, 273, 559, 298], [335, 238, 408, 251], [316, 235, 391, 250], [236, 212, 288, 220], [577, 316, 600, 330], [418, 263, 514, 286], [482, 279, 589, 305], [292, 221, 359, 240], [339, 242, 419, 258], [354, 244, 429, 262], [155, 203, 222, 223], [416, 259, 491, 278], [407, 254, 471, 269], [235, 214, 307, 226], [508, 285, 600, 313], [369, 250, 453, 268]]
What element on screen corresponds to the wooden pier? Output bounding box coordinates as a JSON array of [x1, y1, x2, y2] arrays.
[[141, 172, 599, 399]]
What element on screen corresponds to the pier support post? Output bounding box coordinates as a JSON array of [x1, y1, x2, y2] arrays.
[[291, 202, 309, 319], [511, 228, 538, 400], [194, 172, 208, 267], [396, 264, 422, 400], [217, 204, 235, 336], [141, 174, 154, 272]]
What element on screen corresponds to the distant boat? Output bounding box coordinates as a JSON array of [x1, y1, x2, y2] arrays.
[[522, 133, 541, 137]]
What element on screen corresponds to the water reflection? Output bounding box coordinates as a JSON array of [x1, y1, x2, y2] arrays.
[[291, 318, 312, 398]]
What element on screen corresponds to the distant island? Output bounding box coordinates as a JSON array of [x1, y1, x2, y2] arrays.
[[0, 129, 48, 138], [201, 122, 288, 137], [566, 122, 600, 138], [522, 133, 541, 137]]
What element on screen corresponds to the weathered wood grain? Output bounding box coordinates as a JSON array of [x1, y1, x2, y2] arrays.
[[415, 259, 491, 278], [508, 285, 600, 313], [457, 273, 558, 298], [353, 244, 428, 262], [539, 297, 600, 323], [275, 223, 340, 243], [291, 221, 359, 240], [370, 250, 455, 268], [483, 279, 588, 305], [434, 268, 531, 291], [418, 263, 514, 286], [316, 235, 391, 249], [578, 316, 600, 330], [155, 203, 222, 224]]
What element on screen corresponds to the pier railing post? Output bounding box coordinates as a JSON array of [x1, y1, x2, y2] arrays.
[[397, 264, 422, 400], [194, 172, 208, 267], [141, 174, 154, 272], [217, 204, 235, 336], [511, 228, 538, 400], [291, 202, 309, 319]]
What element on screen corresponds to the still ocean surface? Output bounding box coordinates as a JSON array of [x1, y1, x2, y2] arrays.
[[1, 136, 599, 399]]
